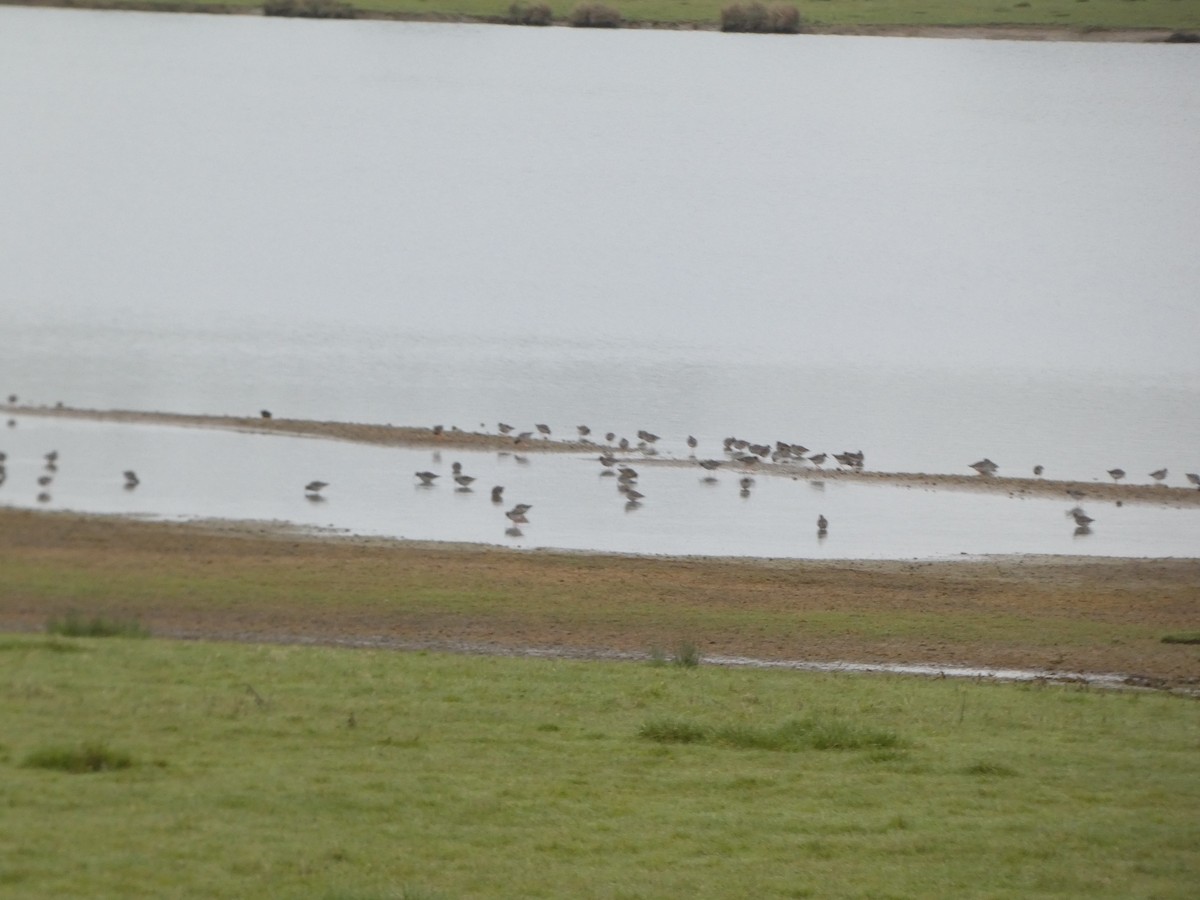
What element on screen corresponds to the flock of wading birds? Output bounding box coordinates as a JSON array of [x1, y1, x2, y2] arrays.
[[308, 420, 1197, 540], [4, 410, 1198, 540]]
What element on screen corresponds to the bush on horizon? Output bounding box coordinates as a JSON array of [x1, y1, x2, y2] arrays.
[[263, 0, 357, 18], [569, 3, 622, 27], [509, 1, 553, 24], [720, 2, 802, 34]]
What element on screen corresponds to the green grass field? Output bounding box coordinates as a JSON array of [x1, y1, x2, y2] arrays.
[[19, 0, 1200, 30], [2, 634, 1196, 898]]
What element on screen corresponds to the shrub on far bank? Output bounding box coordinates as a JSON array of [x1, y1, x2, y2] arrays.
[[569, 3, 622, 28], [720, 2, 802, 34], [509, 2, 554, 25], [263, 0, 357, 18]]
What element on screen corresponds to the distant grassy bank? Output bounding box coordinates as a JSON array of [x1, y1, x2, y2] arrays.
[[2, 634, 1197, 898], [6, 0, 1200, 37]]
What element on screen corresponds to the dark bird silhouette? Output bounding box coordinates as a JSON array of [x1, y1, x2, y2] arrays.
[[415, 471, 439, 485], [817, 514, 828, 534], [1149, 468, 1168, 483], [304, 480, 328, 495], [123, 470, 139, 488], [491, 485, 504, 503]]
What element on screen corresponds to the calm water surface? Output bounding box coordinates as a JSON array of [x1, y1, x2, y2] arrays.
[[2, 9, 1198, 556], [4, 417, 1198, 559]]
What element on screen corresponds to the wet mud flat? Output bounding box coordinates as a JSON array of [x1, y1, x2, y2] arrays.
[[2, 506, 1197, 692]]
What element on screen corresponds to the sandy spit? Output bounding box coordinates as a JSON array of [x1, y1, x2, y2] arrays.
[[8, 403, 1200, 507]]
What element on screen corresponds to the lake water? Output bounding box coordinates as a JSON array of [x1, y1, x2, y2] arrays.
[[2, 8, 1198, 558]]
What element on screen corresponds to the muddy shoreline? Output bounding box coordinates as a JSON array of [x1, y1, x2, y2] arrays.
[[9, 403, 1200, 508], [2, 506, 1197, 692]]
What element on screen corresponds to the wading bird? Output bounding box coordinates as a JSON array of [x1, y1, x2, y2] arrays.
[[969, 458, 998, 476]]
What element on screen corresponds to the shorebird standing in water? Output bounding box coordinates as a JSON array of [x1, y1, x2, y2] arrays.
[[304, 480, 328, 497], [1186, 472, 1200, 489], [577, 425, 591, 439], [505, 503, 531, 525], [498, 423, 514, 434], [453, 474, 476, 490], [491, 485, 504, 503], [817, 514, 828, 536], [1072, 510, 1094, 527], [1107, 468, 1125, 482], [1033, 465, 1044, 476], [687, 435, 698, 454], [415, 471, 439, 486], [536, 424, 551, 437], [123, 470, 139, 489], [1149, 468, 1168, 483]]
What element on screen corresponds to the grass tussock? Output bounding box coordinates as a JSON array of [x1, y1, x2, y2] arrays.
[[720, 2, 803, 34], [263, 0, 357, 18], [1161, 632, 1200, 644], [508, 2, 553, 25], [639, 718, 709, 744], [962, 760, 1019, 777], [641, 716, 905, 751], [648, 640, 702, 667], [0, 637, 81, 653], [46, 611, 149, 639], [568, 3, 622, 27], [22, 742, 133, 774]]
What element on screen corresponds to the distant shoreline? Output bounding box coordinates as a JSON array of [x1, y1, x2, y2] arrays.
[[1, 0, 1193, 43]]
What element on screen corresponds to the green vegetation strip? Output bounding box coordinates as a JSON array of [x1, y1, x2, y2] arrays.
[[1, 635, 1196, 898], [10, 0, 1200, 31]]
